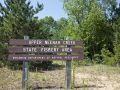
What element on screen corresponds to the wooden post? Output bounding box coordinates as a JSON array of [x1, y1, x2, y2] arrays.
[[66, 60, 71, 90], [65, 37, 71, 90], [22, 36, 29, 90]]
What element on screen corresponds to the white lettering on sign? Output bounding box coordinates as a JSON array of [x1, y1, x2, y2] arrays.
[[64, 56, 79, 60], [63, 41, 75, 45], [8, 55, 82, 60], [45, 40, 60, 45], [29, 40, 42, 45], [23, 48, 37, 52], [62, 48, 72, 52], [52, 56, 62, 59], [29, 56, 45, 60], [13, 56, 27, 60], [40, 48, 59, 52]]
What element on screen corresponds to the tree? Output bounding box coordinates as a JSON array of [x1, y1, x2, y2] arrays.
[[81, 2, 114, 59], [0, 0, 43, 41], [62, 0, 116, 62], [53, 17, 68, 39], [35, 16, 56, 39], [0, 0, 54, 68], [63, 0, 93, 25], [111, 3, 120, 66]]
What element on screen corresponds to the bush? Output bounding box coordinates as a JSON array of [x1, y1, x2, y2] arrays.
[[101, 48, 116, 66], [93, 54, 102, 64], [78, 57, 93, 66], [29, 61, 53, 70]]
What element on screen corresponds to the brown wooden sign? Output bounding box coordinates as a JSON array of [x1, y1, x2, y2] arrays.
[[9, 47, 83, 53], [8, 54, 84, 61], [9, 39, 82, 45], [8, 39, 84, 61], [8, 37, 83, 90]]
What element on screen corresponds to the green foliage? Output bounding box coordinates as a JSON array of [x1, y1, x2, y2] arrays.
[[0, 0, 43, 40], [114, 44, 120, 66], [0, 0, 120, 67], [59, 21, 79, 39], [62, 0, 116, 64], [0, 42, 8, 67], [101, 48, 116, 66], [0, 0, 54, 68], [53, 17, 68, 39], [113, 29, 120, 66], [81, 2, 114, 59], [36, 16, 56, 39], [63, 0, 93, 24], [112, 5, 120, 66], [29, 61, 52, 70], [78, 58, 93, 66], [93, 54, 102, 64], [61, 0, 120, 66]]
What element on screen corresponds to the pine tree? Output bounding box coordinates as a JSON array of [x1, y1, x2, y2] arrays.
[[0, 0, 43, 67], [0, 0, 43, 41]]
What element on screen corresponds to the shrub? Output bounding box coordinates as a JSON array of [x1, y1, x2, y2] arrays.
[[101, 48, 116, 66]]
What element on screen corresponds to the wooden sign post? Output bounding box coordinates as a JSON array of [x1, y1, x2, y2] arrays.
[[65, 57, 71, 90], [8, 38, 84, 90], [65, 37, 71, 90], [22, 36, 29, 90]]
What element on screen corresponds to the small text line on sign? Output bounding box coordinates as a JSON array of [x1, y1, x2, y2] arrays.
[[9, 47, 83, 53], [8, 55, 84, 61], [9, 39, 82, 45]]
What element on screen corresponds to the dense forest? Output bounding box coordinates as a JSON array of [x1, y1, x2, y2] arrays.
[[0, 0, 120, 67]]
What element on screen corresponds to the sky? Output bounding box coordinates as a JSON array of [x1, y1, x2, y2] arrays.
[[0, 0, 68, 20], [117, 0, 120, 3], [30, 0, 68, 20], [0, 0, 120, 20]]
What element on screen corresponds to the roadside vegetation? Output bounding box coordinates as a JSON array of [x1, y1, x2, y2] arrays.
[[0, 0, 120, 89]]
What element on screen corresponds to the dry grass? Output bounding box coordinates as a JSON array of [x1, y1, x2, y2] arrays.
[[75, 65, 120, 90], [0, 64, 120, 90], [0, 67, 22, 90]]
